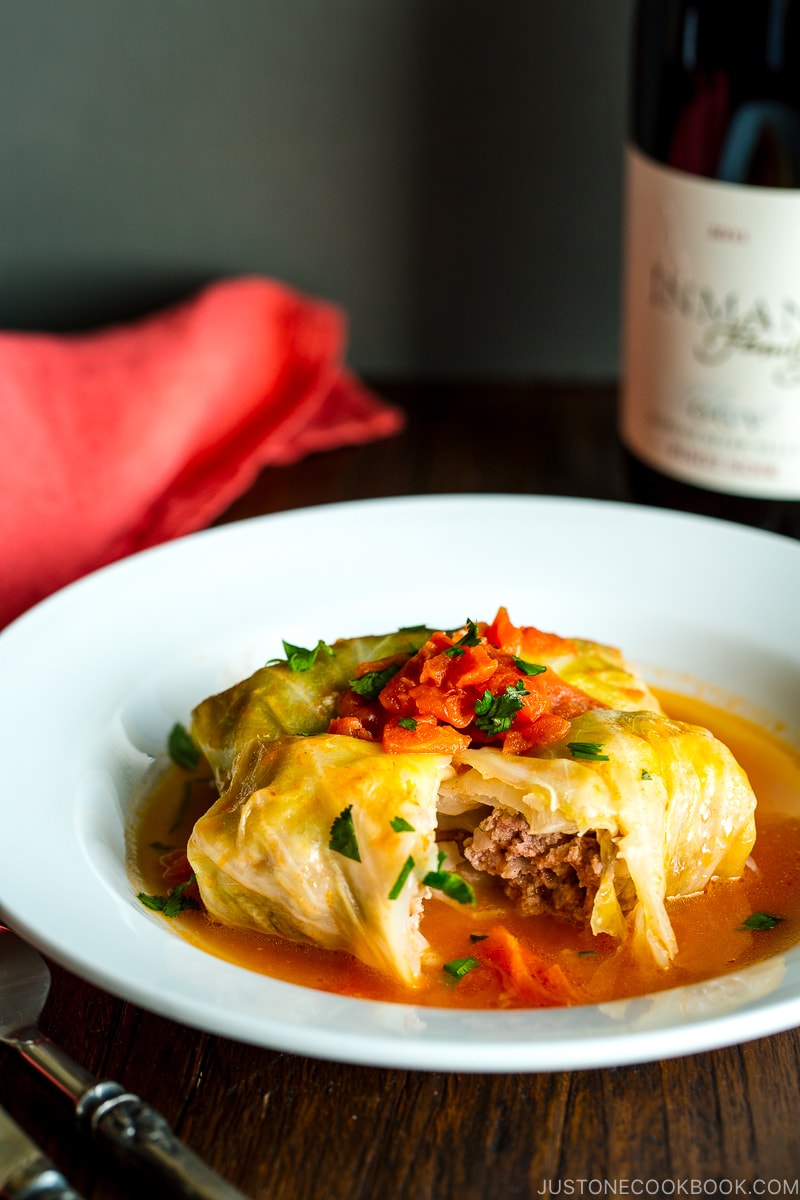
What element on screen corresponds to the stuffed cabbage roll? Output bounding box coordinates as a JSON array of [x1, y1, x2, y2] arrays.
[[179, 612, 756, 985], [187, 733, 452, 985], [446, 708, 757, 968]]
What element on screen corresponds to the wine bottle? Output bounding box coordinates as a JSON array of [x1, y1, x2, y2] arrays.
[[620, 0, 800, 534]]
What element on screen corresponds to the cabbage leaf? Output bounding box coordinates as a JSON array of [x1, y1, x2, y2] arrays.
[[191, 628, 433, 786], [187, 733, 451, 985], [529, 637, 664, 715]]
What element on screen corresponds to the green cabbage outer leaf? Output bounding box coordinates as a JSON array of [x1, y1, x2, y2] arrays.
[[187, 733, 452, 986], [191, 628, 433, 786], [452, 709, 757, 967], [528, 637, 664, 714]]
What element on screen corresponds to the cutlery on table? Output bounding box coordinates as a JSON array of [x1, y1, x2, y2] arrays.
[[0, 927, 248, 1200], [0, 1101, 87, 1200]]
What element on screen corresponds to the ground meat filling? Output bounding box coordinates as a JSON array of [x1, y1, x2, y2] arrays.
[[463, 808, 603, 926]]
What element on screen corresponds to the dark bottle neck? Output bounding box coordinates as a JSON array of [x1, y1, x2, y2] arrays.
[[631, 0, 800, 184]]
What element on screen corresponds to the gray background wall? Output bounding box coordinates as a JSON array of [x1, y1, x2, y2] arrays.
[[0, 1, 633, 380]]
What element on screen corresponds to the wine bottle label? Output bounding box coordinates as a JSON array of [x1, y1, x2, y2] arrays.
[[621, 144, 800, 498]]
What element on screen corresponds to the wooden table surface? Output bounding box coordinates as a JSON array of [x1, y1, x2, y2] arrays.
[[3, 381, 800, 1197]]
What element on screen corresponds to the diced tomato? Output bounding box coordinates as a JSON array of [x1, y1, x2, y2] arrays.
[[409, 684, 475, 729], [406, 683, 447, 719], [531, 710, 572, 742], [328, 716, 374, 741], [336, 610, 604, 756], [501, 728, 534, 756], [485, 605, 576, 660], [482, 660, 524, 695], [518, 625, 577, 659], [426, 630, 456, 654], [377, 673, 417, 715], [503, 712, 571, 755], [419, 652, 451, 686], [517, 679, 547, 722], [484, 606, 522, 654], [446, 644, 498, 689], [476, 925, 577, 1007], [334, 689, 386, 737], [382, 716, 471, 754]]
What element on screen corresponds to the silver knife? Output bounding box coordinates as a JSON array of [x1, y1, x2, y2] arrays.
[[0, 1102, 86, 1200], [0, 927, 248, 1200]]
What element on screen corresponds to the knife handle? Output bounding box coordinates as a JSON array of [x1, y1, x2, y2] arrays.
[[0, 1103, 86, 1200], [2, 1167, 85, 1200], [76, 1082, 247, 1200]]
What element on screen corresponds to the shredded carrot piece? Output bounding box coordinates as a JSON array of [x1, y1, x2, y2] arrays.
[[477, 924, 577, 1007]]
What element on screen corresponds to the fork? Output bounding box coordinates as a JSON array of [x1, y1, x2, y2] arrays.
[[0, 927, 248, 1200]]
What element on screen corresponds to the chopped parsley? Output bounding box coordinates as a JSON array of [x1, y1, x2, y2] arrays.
[[577, 950, 597, 958], [138, 876, 199, 918], [349, 662, 401, 699], [512, 657, 547, 677], [397, 717, 418, 732], [423, 867, 476, 906], [167, 723, 200, 771], [641, 769, 653, 780], [473, 680, 527, 737], [390, 815, 415, 832], [443, 956, 480, 980], [269, 639, 334, 673], [738, 912, 784, 932], [445, 620, 481, 657], [567, 741, 610, 762], [388, 856, 415, 900], [329, 805, 361, 862]]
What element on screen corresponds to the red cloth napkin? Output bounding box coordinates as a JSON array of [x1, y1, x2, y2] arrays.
[[0, 276, 404, 628]]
